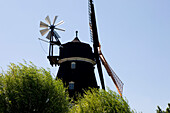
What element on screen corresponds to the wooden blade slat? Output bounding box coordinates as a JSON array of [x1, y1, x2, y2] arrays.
[[45, 15, 51, 25], [54, 30, 61, 39], [40, 21, 49, 28], [40, 29, 49, 36], [46, 31, 51, 40], [55, 20, 64, 26], [53, 16, 58, 25], [55, 28, 65, 32]]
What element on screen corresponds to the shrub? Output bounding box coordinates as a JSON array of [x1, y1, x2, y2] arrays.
[[157, 103, 170, 113], [0, 62, 69, 113], [0, 61, 134, 113], [70, 88, 132, 113]]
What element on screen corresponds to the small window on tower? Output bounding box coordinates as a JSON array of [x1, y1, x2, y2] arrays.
[[71, 62, 76, 69], [69, 81, 75, 90]]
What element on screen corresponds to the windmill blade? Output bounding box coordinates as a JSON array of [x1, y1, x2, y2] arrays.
[[109, 65, 124, 96], [55, 20, 64, 26], [40, 29, 49, 36], [55, 28, 65, 32], [46, 31, 51, 40], [45, 15, 51, 25], [99, 50, 124, 96], [55, 40, 61, 46], [54, 30, 61, 40], [88, 0, 105, 90], [88, 0, 99, 47], [53, 16, 58, 25], [40, 21, 49, 28]]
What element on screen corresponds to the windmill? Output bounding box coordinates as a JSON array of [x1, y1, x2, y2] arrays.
[[88, 0, 124, 96], [39, 1, 124, 97], [39, 16, 65, 65], [39, 16, 99, 97]]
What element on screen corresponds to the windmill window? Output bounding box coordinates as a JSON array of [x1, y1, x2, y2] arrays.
[[69, 81, 75, 90], [71, 62, 76, 69]]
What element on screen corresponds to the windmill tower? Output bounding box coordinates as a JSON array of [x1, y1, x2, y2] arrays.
[[57, 32, 99, 96], [39, 0, 124, 97]]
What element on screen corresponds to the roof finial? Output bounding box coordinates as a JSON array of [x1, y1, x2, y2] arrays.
[[76, 31, 78, 37], [72, 31, 81, 42]]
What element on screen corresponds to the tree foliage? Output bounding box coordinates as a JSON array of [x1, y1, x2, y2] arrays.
[[0, 62, 69, 113], [0, 61, 134, 113], [157, 103, 170, 113], [70, 88, 132, 113]]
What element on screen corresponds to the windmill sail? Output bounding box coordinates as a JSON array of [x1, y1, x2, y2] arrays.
[[99, 49, 124, 96], [88, 0, 105, 90], [88, 0, 124, 96]]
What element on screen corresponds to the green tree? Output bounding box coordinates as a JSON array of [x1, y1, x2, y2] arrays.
[[157, 103, 170, 113], [0, 62, 69, 113], [70, 88, 133, 113], [0, 61, 135, 113]]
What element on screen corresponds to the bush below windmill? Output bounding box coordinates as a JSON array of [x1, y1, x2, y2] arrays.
[[0, 61, 133, 113]]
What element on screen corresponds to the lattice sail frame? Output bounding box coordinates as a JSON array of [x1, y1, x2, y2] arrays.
[[88, 0, 93, 42], [88, 0, 124, 96], [99, 50, 124, 96]]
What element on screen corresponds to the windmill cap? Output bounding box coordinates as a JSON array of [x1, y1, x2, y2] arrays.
[[72, 37, 81, 42]]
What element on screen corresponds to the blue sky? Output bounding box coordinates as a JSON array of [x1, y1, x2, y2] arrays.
[[0, 0, 170, 112]]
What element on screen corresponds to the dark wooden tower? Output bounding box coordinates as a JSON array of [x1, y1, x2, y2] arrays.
[[57, 34, 99, 96]]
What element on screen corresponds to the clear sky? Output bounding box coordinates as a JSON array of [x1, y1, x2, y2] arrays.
[[0, 0, 170, 112]]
